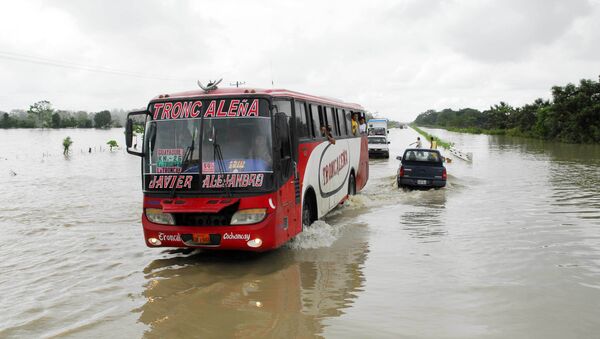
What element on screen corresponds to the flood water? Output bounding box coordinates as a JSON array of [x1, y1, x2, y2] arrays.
[[0, 127, 599, 338]]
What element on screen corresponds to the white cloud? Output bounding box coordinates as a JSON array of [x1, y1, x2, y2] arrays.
[[0, 0, 599, 121]]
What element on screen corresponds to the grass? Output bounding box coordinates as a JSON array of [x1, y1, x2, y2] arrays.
[[409, 124, 454, 149]]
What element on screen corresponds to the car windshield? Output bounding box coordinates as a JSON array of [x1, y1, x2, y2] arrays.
[[403, 150, 441, 163], [368, 127, 386, 135], [369, 137, 387, 144]]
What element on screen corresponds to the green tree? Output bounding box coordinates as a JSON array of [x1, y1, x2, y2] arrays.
[[94, 110, 112, 128], [482, 102, 514, 130], [51, 112, 62, 128], [1, 112, 15, 128], [28, 100, 54, 128], [64, 116, 77, 128], [75, 111, 92, 128]]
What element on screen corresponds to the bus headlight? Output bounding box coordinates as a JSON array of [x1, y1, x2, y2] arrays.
[[145, 208, 175, 225], [247, 238, 263, 248], [230, 208, 267, 225]]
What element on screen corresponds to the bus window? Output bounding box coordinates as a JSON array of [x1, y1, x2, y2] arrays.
[[334, 108, 341, 136], [346, 111, 354, 136], [294, 101, 310, 138], [338, 108, 348, 136], [273, 100, 292, 119], [318, 105, 325, 130], [310, 104, 322, 138], [326, 107, 338, 136]]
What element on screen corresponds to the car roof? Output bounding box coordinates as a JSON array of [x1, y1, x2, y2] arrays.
[[404, 148, 440, 153]]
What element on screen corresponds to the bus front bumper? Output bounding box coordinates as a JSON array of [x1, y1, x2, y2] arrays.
[[141, 213, 277, 252]]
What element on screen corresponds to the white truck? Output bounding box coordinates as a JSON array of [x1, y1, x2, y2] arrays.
[[367, 119, 390, 158], [367, 119, 389, 136]]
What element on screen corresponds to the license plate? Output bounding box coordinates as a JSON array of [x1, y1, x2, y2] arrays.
[[417, 180, 428, 185], [193, 233, 211, 244]]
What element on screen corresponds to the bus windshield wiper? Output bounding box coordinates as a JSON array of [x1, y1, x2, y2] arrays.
[[170, 129, 196, 198], [211, 127, 232, 198]]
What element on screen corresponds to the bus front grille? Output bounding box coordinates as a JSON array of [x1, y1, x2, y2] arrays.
[[175, 213, 233, 226]]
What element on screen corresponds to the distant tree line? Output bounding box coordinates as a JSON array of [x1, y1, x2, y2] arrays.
[[414, 76, 600, 143], [0, 100, 131, 129]]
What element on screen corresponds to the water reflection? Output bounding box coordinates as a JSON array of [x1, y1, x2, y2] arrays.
[[491, 135, 600, 164], [490, 135, 600, 222], [548, 161, 600, 222], [401, 210, 446, 241], [137, 234, 368, 338], [399, 189, 447, 242]]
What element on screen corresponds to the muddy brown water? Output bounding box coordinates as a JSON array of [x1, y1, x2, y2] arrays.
[[0, 128, 599, 338]]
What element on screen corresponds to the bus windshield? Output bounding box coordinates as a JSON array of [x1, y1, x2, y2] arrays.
[[144, 119, 200, 174], [201, 117, 272, 173], [143, 98, 273, 193]]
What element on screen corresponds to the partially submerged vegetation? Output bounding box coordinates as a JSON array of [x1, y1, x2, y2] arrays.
[[414, 76, 600, 143], [106, 140, 119, 151], [62, 136, 73, 155]]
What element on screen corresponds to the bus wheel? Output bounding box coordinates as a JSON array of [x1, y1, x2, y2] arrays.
[[348, 173, 356, 196], [302, 195, 315, 229]]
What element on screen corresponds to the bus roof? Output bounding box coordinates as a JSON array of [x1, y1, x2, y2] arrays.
[[150, 88, 365, 111]]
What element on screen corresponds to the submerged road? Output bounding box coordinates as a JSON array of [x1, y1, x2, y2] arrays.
[[0, 128, 599, 338]]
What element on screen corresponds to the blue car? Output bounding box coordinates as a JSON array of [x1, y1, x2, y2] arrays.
[[397, 148, 447, 189]]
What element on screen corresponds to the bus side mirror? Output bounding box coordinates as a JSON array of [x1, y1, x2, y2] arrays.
[[125, 119, 133, 148], [125, 110, 149, 157]]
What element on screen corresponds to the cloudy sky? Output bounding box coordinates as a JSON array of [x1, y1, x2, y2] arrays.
[[1, 0, 599, 121]]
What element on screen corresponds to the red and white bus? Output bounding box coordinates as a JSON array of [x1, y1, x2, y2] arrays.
[[125, 87, 369, 251]]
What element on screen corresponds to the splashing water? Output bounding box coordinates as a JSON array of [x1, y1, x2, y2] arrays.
[[286, 220, 343, 249], [342, 194, 371, 209]]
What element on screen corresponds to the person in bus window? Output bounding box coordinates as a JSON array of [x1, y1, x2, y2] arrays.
[[249, 134, 272, 171], [320, 125, 336, 145], [359, 117, 367, 134], [350, 114, 359, 135]]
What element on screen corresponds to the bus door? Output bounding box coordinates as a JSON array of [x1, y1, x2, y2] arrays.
[[273, 100, 299, 236]]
